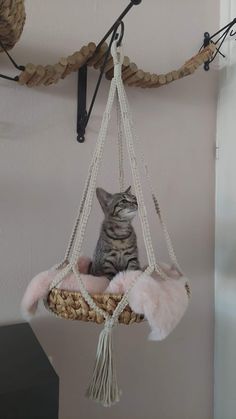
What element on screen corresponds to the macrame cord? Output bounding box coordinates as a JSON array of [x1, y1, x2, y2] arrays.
[[116, 91, 125, 192], [120, 86, 183, 275], [47, 41, 184, 407]]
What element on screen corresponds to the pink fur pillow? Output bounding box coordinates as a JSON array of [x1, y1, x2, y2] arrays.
[[21, 257, 109, 320], [105, 266, 189, 341]]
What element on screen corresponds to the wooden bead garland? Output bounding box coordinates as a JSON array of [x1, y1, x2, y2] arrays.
[[15, 42, 216, 89]]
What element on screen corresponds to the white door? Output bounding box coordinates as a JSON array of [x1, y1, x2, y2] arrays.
[[215, 2, 236, 419]]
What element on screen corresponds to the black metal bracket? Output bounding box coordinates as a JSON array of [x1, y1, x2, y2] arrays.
[[202, 17, 236, 71], [203, 32, 211, 71], [76, 0, 141, 143], [77, 21, 124, 142], [77, 65, 87, 142], [0, 40, 25, 81]]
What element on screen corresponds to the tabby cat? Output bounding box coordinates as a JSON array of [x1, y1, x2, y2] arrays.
[[89, 186, 140, 280]]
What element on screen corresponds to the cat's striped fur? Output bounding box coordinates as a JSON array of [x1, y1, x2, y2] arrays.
[[90, 186, 140, 280]]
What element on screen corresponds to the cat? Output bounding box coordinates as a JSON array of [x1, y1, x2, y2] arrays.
[[89, 186, 140, 280]]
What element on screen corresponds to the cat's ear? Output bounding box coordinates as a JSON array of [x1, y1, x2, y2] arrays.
[[125, 186, 131, 194], [96, 187, 113, 213]]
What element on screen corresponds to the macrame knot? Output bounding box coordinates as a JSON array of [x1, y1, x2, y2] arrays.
[[104, 317, 116, 331]]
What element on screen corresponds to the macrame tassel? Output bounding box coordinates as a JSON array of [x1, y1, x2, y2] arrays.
[[86, 322, 121, 407]]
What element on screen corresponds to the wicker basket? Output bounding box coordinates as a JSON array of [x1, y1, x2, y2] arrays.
[[46, 288, 145, 325], [0, 0, 26, 51]]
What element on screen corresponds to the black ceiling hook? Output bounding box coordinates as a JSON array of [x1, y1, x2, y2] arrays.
[[117, 21, 125, 47]]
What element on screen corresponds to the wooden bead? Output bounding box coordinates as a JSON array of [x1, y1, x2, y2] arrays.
[[88, 42, 108, 67], [67, 54, 76, 66], [75, 51, 87, 66], [57, 57, 68, 78], [179, 65, 195, 77], [122, 63, 138, 81], [202, 51, 211, 61], [93, 46, 110, 69], [68, 51, 85, 72], [144, 73, 157, 87], [59, 56, 68, 67], [41, 65, 54, 85], [87, 41, 96, 56], [80, 45, 90, 59], [208, 43, 216, 53], [122, 56, 130, 68], [61, 54, 76, 78], [187, 65, 196, 74], [152, 77, 160, 88], [139, 72, 151, 87], [126, 70, 145, 86], [18, 63, 36, 85], [27, 65, 45, 87], [186, 53, 201, 69], [158, 74, 166, 85], [52, 63, 67, 84], [166, 72, 173, 83], [44, 67, 57, 86], [197, 53, 206, 64], [171, 70, 179, 80]]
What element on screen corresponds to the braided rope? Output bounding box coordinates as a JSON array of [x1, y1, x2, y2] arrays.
[[70, 80, 117, 264], [55, 110, 112, 269], [116, 92, 125, 192], [145, 167, 183, 273], [121, 88, 183, 274], [113, 46, 168, 281], [49, 263, 72, 291], [49, 78, 117, 320], [54, 173, 91, 270]]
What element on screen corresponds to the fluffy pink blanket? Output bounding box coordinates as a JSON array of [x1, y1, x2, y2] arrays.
[[21, 257, 189, 341]]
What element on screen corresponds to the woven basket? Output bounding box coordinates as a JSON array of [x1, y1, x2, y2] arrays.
[[46, 289, 145, 325], [0, 0, 26, 51]]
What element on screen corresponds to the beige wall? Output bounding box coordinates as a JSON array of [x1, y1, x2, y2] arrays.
[[0, 1, 218, 418]]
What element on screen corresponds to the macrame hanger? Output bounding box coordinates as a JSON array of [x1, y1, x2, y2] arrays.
[[49, 37, 173, 408]]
